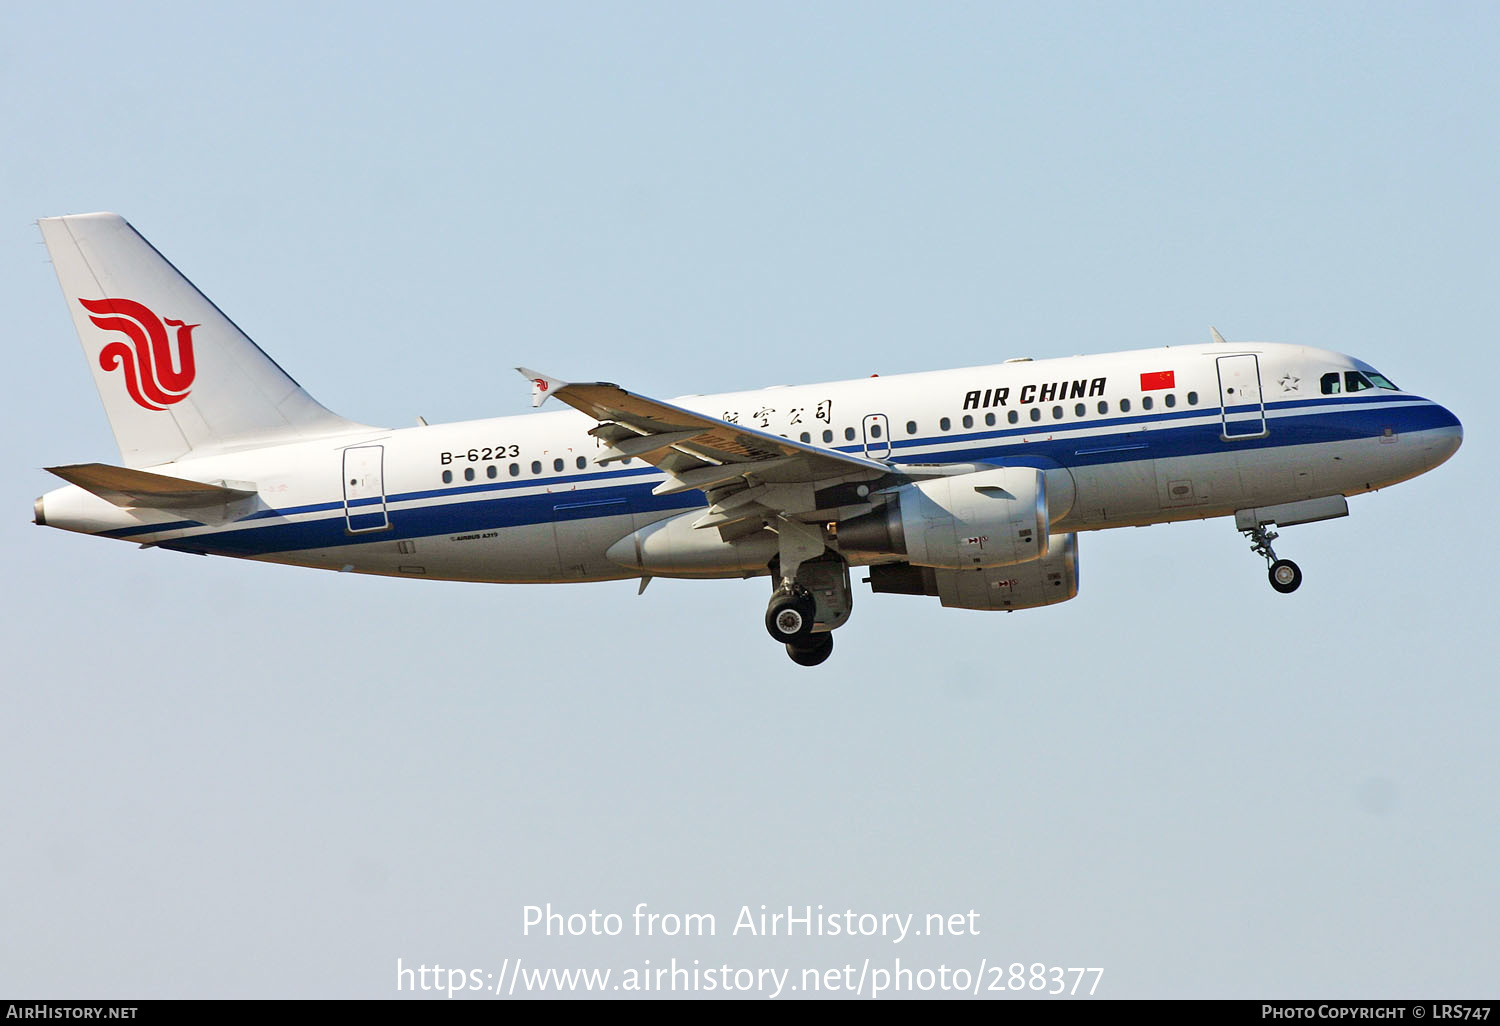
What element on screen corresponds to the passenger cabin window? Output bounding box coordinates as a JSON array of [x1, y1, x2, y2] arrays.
[[823, 430, 834, 443], [464, 467, 475, 481], [1120, 398, 1132, 413], [869, 423, 883, 438], [487, 465, 497, 479], [984, 412, 996, 427], [800, 431, 811, 443], [962, 414, 973, 429], [1186, 391, 1198, 405], [442, 469, 452, 484], [844, 427, 856, 441], [1029, 408, 1041, 422], [1097, 400, 1108, 414], [1075, 403, 1086, 417], [531, 460, 542, 474], [1051, 405, 1063, 419], [1142, 395, 1153, 410], [553, 458, 564, 472], [905, 421, 917, 435], [577, 457, 587, 469], [1165, 393, 1176, 408], [1008, 410, 1019, 424], [940, 417, 951, 431], [509, 463, 520, 476]]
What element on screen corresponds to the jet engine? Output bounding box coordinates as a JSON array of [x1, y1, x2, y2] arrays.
[[835, 466, 1049, 570], [866, 532, 1080, 610]]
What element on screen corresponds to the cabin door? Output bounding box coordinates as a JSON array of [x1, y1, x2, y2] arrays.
[[343, 445, 390, 533], [1216, 355, 1268, 440]]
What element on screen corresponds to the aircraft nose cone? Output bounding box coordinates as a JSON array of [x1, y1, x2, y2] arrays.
[[1427, 402, 1463, 466]]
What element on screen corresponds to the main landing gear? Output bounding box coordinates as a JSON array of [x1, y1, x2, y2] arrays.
[[766, 583, 838, 666], [786, 633, 834, 667], [765, 587, 816, 644], [764, 531, 854, 666], [1241, 523, 1302, 594]]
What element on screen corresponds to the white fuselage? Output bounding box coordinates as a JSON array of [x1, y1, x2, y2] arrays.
[[36, 342, 1462, 584]]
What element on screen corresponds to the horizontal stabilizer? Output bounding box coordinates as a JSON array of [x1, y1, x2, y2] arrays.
[[46, 462, 257, 510]]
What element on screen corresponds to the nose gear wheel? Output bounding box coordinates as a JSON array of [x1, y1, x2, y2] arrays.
[[1241, 523, 1302, 594]]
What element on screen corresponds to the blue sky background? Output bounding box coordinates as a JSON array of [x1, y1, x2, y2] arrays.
[[1, 1, 1496, 998]]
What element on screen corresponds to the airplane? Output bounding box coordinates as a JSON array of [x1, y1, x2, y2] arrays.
[[32, 213, 1463, 666]]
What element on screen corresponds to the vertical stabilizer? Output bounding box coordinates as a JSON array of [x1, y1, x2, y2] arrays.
[[39, 213, 370, 466]]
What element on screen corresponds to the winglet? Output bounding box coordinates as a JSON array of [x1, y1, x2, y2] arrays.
[[1210, 326, 1228, 345], [516, 367, 570, 408]]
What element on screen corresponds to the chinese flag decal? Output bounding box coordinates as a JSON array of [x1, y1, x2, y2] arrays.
[[1140, 370, 1175, 391]]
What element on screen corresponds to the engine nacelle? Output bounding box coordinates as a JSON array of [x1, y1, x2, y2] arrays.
[[867, 532, 1080, 610], [836, 466, 1048, 570]]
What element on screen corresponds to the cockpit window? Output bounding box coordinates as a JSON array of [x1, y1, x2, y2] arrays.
[[1324, 369, 1398, 394]]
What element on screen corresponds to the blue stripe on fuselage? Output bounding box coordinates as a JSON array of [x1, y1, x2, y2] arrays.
[[113, 397, 1453, 557]]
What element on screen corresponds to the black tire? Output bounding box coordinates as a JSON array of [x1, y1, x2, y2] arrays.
[[765, 591, 816, 643], [786, 633, 834, 667], [1269, 559, 1302, 594]]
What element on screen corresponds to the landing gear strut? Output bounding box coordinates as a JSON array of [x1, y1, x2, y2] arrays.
[[1242, 523, 1302, 594], [765, 543, 854, 665]]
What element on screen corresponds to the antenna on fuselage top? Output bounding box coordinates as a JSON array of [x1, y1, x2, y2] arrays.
[[1211, 326, 1228, 344]]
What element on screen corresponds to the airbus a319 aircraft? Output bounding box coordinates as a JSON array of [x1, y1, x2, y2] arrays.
[[34, 213, 1463, 665]]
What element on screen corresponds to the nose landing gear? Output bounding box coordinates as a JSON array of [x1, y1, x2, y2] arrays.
[[1269, 558, 1302, 593], [1242, 523, 1302, 594]]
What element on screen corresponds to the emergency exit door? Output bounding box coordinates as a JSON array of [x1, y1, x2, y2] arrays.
[[862, 413, 891, 459]]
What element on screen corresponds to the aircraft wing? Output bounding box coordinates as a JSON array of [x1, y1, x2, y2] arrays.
[[518, 368, 900, 533]]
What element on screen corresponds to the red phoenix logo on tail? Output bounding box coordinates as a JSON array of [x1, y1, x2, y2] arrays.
[[79, 298, 199, 411]]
